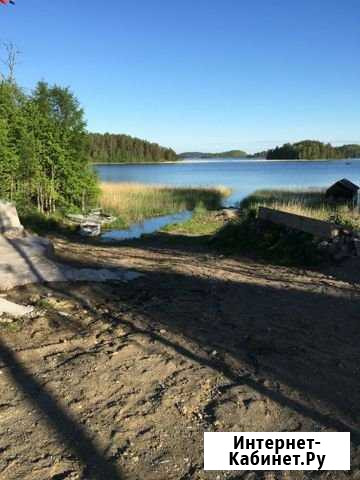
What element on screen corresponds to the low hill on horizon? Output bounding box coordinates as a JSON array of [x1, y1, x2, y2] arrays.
[[180, 142, 360, 161], [178, 150, 248, 159]]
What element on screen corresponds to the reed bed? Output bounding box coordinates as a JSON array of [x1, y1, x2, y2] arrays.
[[240, 188, 360, 229], [100, 182, 231, 226]]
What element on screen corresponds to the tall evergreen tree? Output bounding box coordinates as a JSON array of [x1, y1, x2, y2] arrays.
[[88, 132, 177, 163]]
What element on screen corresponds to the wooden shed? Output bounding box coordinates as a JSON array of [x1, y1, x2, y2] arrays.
[[325, 178, 359, 205]]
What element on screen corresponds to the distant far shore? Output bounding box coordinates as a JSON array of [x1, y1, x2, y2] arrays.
[[92, 157, 359, 166], [92, 161, 182, 166]]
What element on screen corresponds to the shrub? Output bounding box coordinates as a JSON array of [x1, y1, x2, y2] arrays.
[[212, 209, 325, 266]]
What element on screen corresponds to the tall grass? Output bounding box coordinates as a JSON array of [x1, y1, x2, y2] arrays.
[[100, 182, 231, 226], [240, 188, 360, 229]]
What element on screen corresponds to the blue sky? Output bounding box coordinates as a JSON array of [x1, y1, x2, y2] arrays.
[[1, 0, 359, 153]]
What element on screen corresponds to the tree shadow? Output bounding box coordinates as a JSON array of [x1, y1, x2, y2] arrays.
[[0, 339, 123, 479], [1, 222, 360, 476], [116, 315, 360, 445], [0, 224, 125, 478], [49, 231, 360, 447], [80, 259, 360, 448]]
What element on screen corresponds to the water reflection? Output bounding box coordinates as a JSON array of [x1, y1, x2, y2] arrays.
[[101, 210, 192, 241]]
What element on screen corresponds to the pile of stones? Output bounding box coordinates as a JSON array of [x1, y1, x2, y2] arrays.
[[317, 230, 360, 261]]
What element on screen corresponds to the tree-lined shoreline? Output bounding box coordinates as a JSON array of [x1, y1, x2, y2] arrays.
[[88, 133, 177, 164], [179, 141, 360, 161], [89, 136, 360, 164], [266, 140, 360, 160]]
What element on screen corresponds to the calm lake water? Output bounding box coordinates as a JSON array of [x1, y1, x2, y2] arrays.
[[95, 158, 360, 207], [101, 210, 192, 241]]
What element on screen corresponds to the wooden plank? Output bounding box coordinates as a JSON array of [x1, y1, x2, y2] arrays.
[[258, 207, 341, 239]]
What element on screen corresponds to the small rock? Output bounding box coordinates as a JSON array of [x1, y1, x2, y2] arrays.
[[263, 379, 272, 389], [0, 298, 34, 319], [244, 473, 257, 480], [160, 329, 167, 334], [29, 294, 41, 304], [0, 316, 15, 324], [215, 208, 239, 220]]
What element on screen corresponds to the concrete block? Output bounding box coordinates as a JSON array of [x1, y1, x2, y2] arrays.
[[0, 201, 24, 235], [258, 207, 342, 239]]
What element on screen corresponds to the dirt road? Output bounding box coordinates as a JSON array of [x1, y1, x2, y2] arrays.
[[0, 234, 359, 479]]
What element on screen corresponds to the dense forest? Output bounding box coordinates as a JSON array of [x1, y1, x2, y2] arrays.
[[178, 150, 248, 159], [335, 144, 360, 158], [88, 133, 177, 163], [169, 142, 360, 161], [0, 53, 98, 214], [266, 140, 360, 160]]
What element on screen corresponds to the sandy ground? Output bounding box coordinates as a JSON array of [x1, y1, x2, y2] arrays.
[[0, 233, 359, 480]]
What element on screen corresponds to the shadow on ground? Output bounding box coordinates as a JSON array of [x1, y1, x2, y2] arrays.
[[56, 233, 360, 441], [1, 230, 360, 478]]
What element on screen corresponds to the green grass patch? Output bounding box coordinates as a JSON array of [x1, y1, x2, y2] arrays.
[[161, 205, 225, 236], [0, 319, 24, 333]]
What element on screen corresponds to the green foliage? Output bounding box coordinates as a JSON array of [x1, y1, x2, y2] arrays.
[[212, 188, 360, 266], [19, 211, 77, 236], [88, 132, 177, 163], [179, 142, 360, 161], [212, 210, 325, 266], [335, 144, 360, 158], [267, 142, 299, 159], [0, 78, 99, 214], [162, 204, 225, 236], [266, 140, 360, 160]]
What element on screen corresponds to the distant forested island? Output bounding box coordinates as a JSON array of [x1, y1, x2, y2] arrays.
[[88, 134, 360, 163], [178, 150, 248, 159], [266, 140, 360, 160], [89, 133, 177, 163], [180, 141, 360, 160]]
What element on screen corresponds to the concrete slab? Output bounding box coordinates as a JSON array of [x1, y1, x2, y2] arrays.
[[0, 201, 24, 235], [0, 298, 34, 318], [0, 234, 141, 291]]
